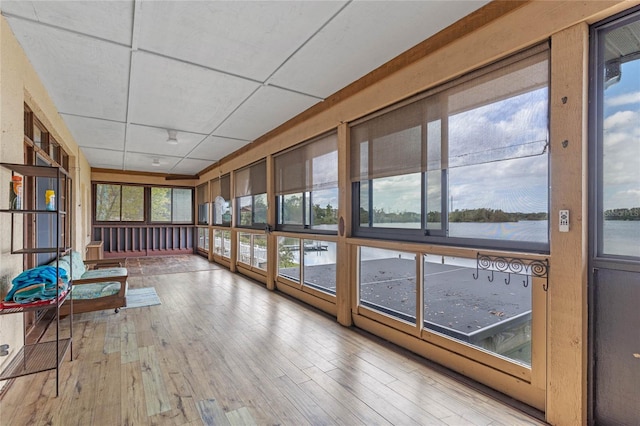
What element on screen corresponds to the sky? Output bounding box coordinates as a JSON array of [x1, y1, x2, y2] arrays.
[[602, 59, 640, 210], [370, 86, 550, 215]]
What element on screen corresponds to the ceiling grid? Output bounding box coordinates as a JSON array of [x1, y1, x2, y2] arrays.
[[1, 0, 489, 175]]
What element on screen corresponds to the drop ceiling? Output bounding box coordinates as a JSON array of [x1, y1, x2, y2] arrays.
[[1, 0, 489, 176]]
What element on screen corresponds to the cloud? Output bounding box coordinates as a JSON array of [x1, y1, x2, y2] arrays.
[[605, 91, 640, 107]]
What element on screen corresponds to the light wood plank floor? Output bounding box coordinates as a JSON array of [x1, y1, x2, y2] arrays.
[[0, 255, 545, 425]]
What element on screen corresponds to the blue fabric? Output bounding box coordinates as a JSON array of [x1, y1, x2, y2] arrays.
[[5, 266, 69, 303]]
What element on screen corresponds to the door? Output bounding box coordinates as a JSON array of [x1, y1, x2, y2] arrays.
[[590, 7, 640, 425]]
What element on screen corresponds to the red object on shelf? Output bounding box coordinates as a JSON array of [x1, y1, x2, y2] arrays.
[[0, 289, 68, 312]]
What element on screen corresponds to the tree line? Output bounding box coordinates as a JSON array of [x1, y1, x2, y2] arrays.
[[361, 207, 547, 223], [604, 207, 640, 220]]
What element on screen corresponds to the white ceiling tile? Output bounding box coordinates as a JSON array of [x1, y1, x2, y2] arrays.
[[269, 0, 490, 98], [189, 136, 251, 162], [61, 114, 126, 150], [6, 17, 130, 121], [80, 147, 124, 170], [128, 51, 260, 134], [1, 1, 134, 45], [170, 158, 214, 175], [124, 152, 181, 173], [215, 86, 320, 141], [136, 1, 347, 81], [126, 125, 206, 157]]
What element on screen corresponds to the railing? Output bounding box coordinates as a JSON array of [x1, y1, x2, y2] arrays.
[[93, 224, 194, 258]]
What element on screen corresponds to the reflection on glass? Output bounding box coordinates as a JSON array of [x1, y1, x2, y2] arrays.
[[238, 196, 252, 226], [359, 180, 370, 226], [213, 230, 231, 259], [600, 29, 640, 257], [238, 232, 252, 265], [95, 184, 121, 221], [423, 254, 532, 365], [278, 237, 300, 282], [426, 170, 442, 231], [151, 187, 171, 222], [281, 193, 304, 225], [254, 193, 267, 224], [252, 235, 267, 270], [359, 246, 416, 323], [303, 240, 336, 294], [197, 228, 209, 251], [122, 186, 144, 221]]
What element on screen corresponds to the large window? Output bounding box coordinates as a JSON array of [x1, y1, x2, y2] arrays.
[[351, 45, 550, 252], [594, 17, 640, 259], [196, 182, 209, 225], [275, 132, 339, 233], [151, 187, 192, 223], [211, 174, 232, 226], [235, 160, 267, 229], [94, 184, 193, 224], [275, 133, 338, 232], [95, 184, 144, 222]]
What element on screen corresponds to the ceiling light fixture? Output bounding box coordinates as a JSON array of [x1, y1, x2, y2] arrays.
[[152, 158, 160, 167], [166, 129, 178, 145]]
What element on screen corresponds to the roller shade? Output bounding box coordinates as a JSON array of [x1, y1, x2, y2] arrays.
[[275, 132, 338, 195], [234, 160, 266, 198]]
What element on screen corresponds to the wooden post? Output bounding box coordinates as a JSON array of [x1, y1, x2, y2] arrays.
[[336, 123, 352, 326], [266, 154, 276, 291], [547, 22, 589, 426]]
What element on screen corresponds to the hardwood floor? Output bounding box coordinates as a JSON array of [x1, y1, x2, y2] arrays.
[[1, 255, 545, 425]]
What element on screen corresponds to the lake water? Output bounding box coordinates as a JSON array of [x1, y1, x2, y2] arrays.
[[603, 220, 640, 257], [290, 220, 640, 263]]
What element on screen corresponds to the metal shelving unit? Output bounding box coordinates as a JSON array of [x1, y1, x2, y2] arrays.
[[0, 162, 73, 396]]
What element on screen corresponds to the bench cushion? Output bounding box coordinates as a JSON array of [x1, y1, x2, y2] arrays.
[[72, 282, 122, 300]]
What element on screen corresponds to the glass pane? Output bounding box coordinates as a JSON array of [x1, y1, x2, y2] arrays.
[[359, 180, 370, 227], [151, 187, 171, 222], [238, 196, 252, 226], [33, 125, 42, 148], [197, 228, 208, 251], [424, 255, 532, 365], [238, 232, 252, 265], [254, 193, 267, 224], [95, 184, 121, 221], [310, 188, 338, 231], [372, 173, 421, 229], [173, 188, 192, 222], [303, 240, 336, 295], [213, 196, 231, 226], [278, 237, 300, 282], [252, 234, 267, 270], [600, 26, 640, 257], [198, 203, 209, 225], [121, 186, 144, 221], [447, 84, 549, 243], [426, 170, 442, 231], [360, 246, 416, 323], [213, 230, 224, 256], [280, 193, 304, 225], [222, 230, 231, 258]]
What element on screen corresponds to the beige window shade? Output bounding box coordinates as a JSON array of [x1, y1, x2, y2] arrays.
[[234, 160, 266, 198], [350, 98, 428, 181], [275, 132, 338, 195], [196, 183, 209, 203], [350, 43, 549, 182], [210, 174, 231, 201]]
